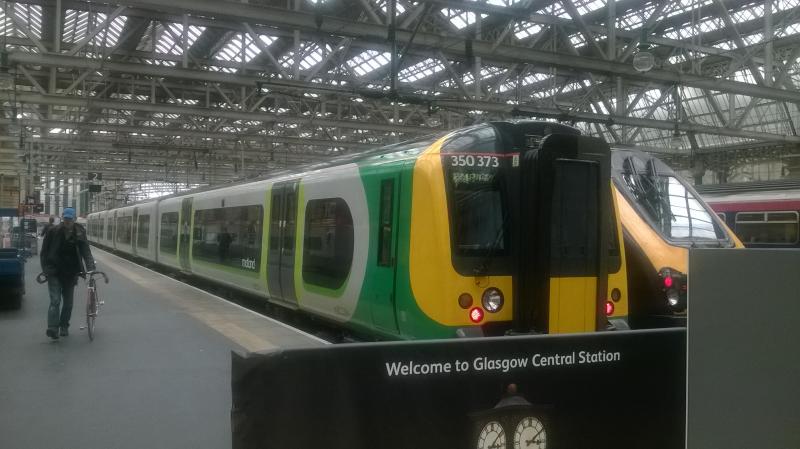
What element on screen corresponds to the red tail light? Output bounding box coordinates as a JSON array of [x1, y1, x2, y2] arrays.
[[663, 275, 673, 288], [605, 301, 614, 316], [469, 307, 484, 323]]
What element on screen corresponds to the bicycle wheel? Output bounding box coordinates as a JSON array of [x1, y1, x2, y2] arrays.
[[86, 290, 97, 341]]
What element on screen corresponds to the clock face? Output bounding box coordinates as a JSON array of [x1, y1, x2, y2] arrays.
[[513, 416, 546, 449], [477, 420, 506, 449]]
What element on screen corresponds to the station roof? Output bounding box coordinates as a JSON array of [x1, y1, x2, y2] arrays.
[[0, 0, 798, 201]]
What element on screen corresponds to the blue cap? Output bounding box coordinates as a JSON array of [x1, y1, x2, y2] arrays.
[[62, 208, 76, 220]]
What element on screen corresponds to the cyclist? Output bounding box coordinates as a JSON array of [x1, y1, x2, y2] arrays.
[[40, 208, 96, 340]]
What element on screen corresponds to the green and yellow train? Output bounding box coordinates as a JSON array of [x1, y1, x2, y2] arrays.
[[88, 121, 629, 340]]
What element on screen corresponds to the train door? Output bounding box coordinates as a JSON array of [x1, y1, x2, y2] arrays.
[[515, 134, 611, 334], [112, 211, 117, 248], [132, 207, 139, 256], [371, 175, 401, 334], [267, 181, 299, 303], [179, 198, 193, 270]]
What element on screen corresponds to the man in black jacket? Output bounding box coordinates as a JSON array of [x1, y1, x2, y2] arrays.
[[40, 208, 96, 340]]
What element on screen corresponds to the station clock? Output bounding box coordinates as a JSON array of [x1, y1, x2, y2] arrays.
[[470, 384, 549, 449]]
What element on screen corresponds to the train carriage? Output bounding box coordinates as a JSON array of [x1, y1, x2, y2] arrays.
[[88, 121, 630, 340]]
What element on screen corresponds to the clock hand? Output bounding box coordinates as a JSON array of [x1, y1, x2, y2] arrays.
[[490, 433, 504, 449], [526, 429, 544, 445]]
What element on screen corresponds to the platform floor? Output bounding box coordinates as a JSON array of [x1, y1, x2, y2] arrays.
[[0, 245, 326, 449]]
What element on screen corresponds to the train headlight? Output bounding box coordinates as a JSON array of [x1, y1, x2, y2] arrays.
[[481, 288, 504, 313], [666, 290, 681, 308], [458, 293, 473, 309]]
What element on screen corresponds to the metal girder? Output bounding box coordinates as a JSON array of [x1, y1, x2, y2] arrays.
[[12, 91, 432, 134], [72, 0, 800, 103], [0, 119, 376, 150], [431, 99, 800, 144], [9, 0, 775, 66]]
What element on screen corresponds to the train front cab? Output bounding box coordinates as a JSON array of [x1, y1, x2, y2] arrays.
[[610, 149, 742, 328], [406, 121, 629, 339]]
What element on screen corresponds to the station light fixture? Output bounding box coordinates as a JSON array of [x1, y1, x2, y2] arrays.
[[670, 124, 683, 149], [632, 31, 655, 73]]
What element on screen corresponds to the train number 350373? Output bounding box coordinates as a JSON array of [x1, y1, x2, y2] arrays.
[[449, 155, 500, 168]]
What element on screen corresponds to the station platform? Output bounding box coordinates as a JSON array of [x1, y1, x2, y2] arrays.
[[0, 245, 326, 449]]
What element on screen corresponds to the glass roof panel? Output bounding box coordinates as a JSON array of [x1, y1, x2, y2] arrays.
[[215, 33, 277, 64], [514, 22, 542, 40], [0, 3, 43, 39], [574, 0, 605, 16], [398, 58, 445, 83], [533, 3, 569, 20], [497, 72, 551, 93], [440, 9, 484, 29], [569, 33, 586, 49], [279, 43, 332, 71], [91, 14, 128, 47], [664, 0, 713, 18], [143, 23, 205, 56], [776, 22, 800, 38], [462, 65, 504, 85], [732, 4, 763, 23], [374, 0, 406, 15], [347, 50, 392, 76], [616, 4, 654, 31]]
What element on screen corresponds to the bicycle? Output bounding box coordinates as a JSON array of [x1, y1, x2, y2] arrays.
[[79, 271, 109, 341]]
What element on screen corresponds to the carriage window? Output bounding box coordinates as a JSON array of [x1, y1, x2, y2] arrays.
[[192, 206, 263, 271], [303, 198, 354, 290], [717, 212, 726, 221], [107, 218, 115, 240], [116, 216, 132, 244], [734, 211, 799, 245], [137, 215, 150, 249], [160, 212, 179, 254]]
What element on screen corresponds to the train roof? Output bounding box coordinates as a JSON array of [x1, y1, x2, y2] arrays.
[[695, 179, 800, 196], [91, 120, 580, 212]]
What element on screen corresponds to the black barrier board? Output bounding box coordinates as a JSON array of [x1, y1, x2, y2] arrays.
[[687, 249, 800, 449], [232, 329, 685, 449]]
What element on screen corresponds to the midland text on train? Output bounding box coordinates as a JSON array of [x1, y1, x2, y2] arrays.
[[384, 350, 622, 377]]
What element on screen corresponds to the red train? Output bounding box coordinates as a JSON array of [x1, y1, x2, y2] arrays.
[[698, 180, 800, 248]]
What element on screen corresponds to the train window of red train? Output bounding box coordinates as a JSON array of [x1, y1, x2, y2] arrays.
[[734, 211, 799, 245]]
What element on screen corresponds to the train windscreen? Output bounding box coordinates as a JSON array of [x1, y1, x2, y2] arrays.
[[621, 157, 726, 241], [441, 124, 511, 275]]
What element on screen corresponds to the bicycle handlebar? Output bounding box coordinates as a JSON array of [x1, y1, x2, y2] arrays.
[[81, 271, 109, 284], [36, 271, 109, 284]]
